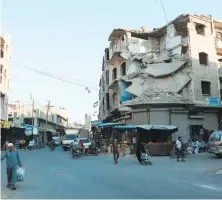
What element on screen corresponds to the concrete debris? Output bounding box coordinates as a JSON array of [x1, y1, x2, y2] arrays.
[[123, 88, 193, 106], [141, 60, 188, 78]]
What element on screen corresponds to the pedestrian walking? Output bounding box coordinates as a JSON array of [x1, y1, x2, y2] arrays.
[[113, 139, 119, 164], [1, 143, 23, 190], [176, 136, 185, 162]]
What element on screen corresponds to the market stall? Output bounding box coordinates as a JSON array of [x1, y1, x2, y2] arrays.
[[135, 125, 178, 159]]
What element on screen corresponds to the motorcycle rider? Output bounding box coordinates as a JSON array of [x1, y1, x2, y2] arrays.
[[176, 136, 185, 162], [79, 140, 85, 154], [72, 139, 81, 154]]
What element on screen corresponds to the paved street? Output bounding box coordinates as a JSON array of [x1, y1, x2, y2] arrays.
[[1, 147, 222, 199]]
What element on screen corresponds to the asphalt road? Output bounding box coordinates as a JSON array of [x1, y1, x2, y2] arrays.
[[1, 147, 222, 199]]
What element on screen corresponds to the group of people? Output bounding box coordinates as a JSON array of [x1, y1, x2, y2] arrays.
[[1, 141, 23, 190]]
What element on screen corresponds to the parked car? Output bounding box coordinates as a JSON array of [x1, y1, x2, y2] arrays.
[[208, 131, 222, 157]]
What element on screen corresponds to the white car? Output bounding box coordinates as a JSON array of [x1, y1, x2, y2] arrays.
[[77, 138, 92, 149]]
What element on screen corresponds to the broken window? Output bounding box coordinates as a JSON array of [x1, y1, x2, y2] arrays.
[[121, 62, 126, 76], [106, 93, 110, 110], [112, 68, 117, 80], [216, 32, 222, 41], [201, 81, 211, 95], [105, 48, 109, 61], [195, 23, 205, 36], [1, 49, 4, 58], [199, 52, 208, 65], [0, 65, 2, 84], [105, 70, 109, 84], [181, 46, 188, 55]]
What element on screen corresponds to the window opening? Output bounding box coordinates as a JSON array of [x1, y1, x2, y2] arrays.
[[195, 23, 205, 36], [199, 52, 208, 65], [201, 81, 211, 95], [105, 70, 109, 84], [106, 93, 110, 110], [112, 68, 117, 80], [121, 62, 126, 76]]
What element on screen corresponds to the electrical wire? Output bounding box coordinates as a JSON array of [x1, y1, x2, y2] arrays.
[[15, 64, 99, 91]]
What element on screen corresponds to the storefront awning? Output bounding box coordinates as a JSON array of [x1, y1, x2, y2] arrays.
[[114, 125, 136, 130]]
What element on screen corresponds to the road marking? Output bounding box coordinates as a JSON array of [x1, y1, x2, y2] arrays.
[[196, 184, 222, 191]]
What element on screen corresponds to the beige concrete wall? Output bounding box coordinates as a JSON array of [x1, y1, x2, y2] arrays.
[[0, 34, 12, 121]]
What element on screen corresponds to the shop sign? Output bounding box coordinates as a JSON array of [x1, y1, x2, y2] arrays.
[[0, 120, 9, 128], [208, 97, 221, 107], [25, 125, 33, 136]]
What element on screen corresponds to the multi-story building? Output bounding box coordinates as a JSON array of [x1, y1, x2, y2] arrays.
[[7, 101, 68, 142], [0, 34, 11, 125], [99, 14, 222, 141], [214, 19, 222, 127]]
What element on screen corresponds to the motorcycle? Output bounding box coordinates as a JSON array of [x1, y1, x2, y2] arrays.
[[49, 141, 55, 151], [170, 145, 187, 158], [72, 148, 81, 158], [140, 143, 152, 165]]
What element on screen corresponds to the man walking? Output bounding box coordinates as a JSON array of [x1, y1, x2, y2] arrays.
[[176, 136, 185, 162], [1, 143, 23, 190], [113, 139, 119, 164]]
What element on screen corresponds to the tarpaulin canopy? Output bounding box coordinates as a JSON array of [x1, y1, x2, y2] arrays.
[[91, 120, 103, 126], [136, 125, 178, 132], [97, 122, 122, 128], [113, 125, 136, 130], [114, 124, 178, 132]]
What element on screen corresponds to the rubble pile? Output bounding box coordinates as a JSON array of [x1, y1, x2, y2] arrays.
[[124, 88, 193, 105]]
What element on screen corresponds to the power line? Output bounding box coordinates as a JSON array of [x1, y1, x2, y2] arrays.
[[16, 64, 99, 91]]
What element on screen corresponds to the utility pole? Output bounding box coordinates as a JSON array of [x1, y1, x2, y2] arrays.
[[44, 101, 50, 145], [31, 98, 35, 127]]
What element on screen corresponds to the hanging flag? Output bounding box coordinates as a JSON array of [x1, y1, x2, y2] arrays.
[[93, 101, 98, 107]]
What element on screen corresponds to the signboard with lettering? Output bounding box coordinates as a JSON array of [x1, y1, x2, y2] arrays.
[[208, 97, 221, 106], [25, 125, 33, 136]]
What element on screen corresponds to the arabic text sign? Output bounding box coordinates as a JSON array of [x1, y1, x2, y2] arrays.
[[25, 125, 33, 135]]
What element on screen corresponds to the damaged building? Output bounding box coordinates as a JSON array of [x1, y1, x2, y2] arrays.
[[98, 14, 222, 142]]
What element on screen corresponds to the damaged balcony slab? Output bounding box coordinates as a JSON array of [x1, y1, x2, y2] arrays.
[[123, 89, 194, 107], [125, 75, 191, 97], [142, 60, 188, 78]]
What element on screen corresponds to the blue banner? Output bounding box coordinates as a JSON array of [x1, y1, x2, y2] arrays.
[[208, 97, 221, 107], [120, 81, 134, 103]]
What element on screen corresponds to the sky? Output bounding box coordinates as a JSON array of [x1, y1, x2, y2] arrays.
[[1, 0, 221, 123]]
